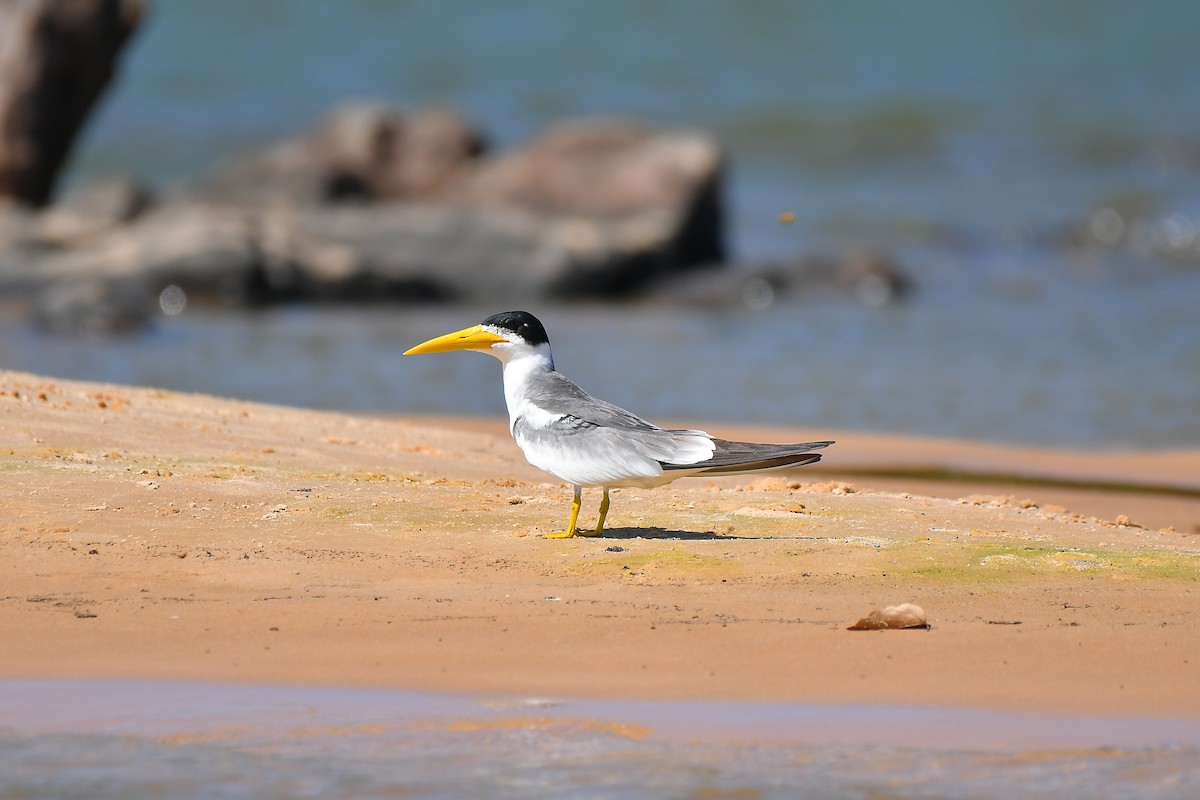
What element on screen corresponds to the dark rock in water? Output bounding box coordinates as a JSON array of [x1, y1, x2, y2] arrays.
[[266, 200, 703, 301], [828, 250, 911, 307], [10, 204, 262, 305], [17, 202, 264, 333], [117, 204, 263, 304], [39, 175, 153, 242], [0, 0, 144, 207], [1, 107, 732, 315], [640, 266, 787, 310], [189, 102, 488, 206], [31, 274, 152, 335], [0, 204, 43, 261], [766, 250, 910, 307], [318, 103, 487, 200], [643, 249, 911, 309], [179, 114, 726, 302], [457, 116, 726, 279], [0, 175, 151, 279], [258, 204, 456, 301]]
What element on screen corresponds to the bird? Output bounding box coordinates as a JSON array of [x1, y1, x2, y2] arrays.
[[404, 311, 833, 538]]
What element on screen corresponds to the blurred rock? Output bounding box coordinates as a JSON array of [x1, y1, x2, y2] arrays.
[[1, 108, 738, 316], [321, 103, 487, 200], [39, 175, 152, 242], [834, 250, 911, 307], [0, 203, 42, 256], [640, 267, 784, 309], [262, 201, 694, 301], [8, 204, 261, 306], [258, 204, 454, 301], [0, 0, 144, 206], [31, 274, 151, 335], [458, 116, 726, 273], [189, 102, 488, 206], [117, 204, 262, 302], [643, 249, 910, 308], [200, 113, 725, 297], [764, 249, 910, 306]]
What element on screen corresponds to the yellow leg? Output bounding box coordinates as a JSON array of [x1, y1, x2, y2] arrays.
[[578, 487, 609, 537], [543, 485, 582, 539]]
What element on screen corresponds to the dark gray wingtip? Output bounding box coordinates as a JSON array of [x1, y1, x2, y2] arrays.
[[690, 452, 824, 475], [662, 438, 833, 472]]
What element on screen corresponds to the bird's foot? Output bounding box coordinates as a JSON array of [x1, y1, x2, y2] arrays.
[[542, 526, 602, 539]]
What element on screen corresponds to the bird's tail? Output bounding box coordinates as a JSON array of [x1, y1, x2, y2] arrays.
[[662, 438, 833, 475]]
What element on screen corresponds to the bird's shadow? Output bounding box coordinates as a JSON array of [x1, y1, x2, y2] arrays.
[[599, 526, 769, 541]]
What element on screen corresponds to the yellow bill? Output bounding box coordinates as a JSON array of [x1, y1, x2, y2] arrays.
[[403, 324, 508, 355]]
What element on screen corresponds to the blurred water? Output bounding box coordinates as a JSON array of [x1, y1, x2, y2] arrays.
[[2, 680, 1198, 800], [8, 1, 1199, 449], [3, 277, 1198, 448], [74, 1, 1200, 259]]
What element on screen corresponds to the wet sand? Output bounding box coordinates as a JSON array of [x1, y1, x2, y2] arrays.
[[3, 369, 1199, 716]]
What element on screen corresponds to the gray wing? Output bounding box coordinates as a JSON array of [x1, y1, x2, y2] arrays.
[[524, 371, 663, 432], [514, 372, 716, 477]]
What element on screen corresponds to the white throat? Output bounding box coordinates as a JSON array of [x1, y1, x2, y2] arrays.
[[495, 344, 554, 433]]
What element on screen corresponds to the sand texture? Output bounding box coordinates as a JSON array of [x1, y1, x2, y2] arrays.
[[3, 370, 1198, 716]]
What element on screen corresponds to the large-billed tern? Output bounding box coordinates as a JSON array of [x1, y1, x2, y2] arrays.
[[404, 311, 833, 538]]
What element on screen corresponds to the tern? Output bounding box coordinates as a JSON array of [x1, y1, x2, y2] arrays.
[[404, 311, 833, 538]]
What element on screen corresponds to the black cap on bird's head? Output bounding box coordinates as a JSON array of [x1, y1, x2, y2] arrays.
[[403, 310, 551, 356], [480, 311, 550, 347]]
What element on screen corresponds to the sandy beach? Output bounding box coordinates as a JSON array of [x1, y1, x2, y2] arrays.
[[3, 368, 1198, 717]]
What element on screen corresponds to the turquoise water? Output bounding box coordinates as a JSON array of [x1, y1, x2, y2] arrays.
[[7, 1, 1199, 448], [2, 680, 1198, 799]]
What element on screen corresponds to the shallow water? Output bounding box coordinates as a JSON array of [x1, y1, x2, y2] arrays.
[[2, 680, 1198, 799]]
